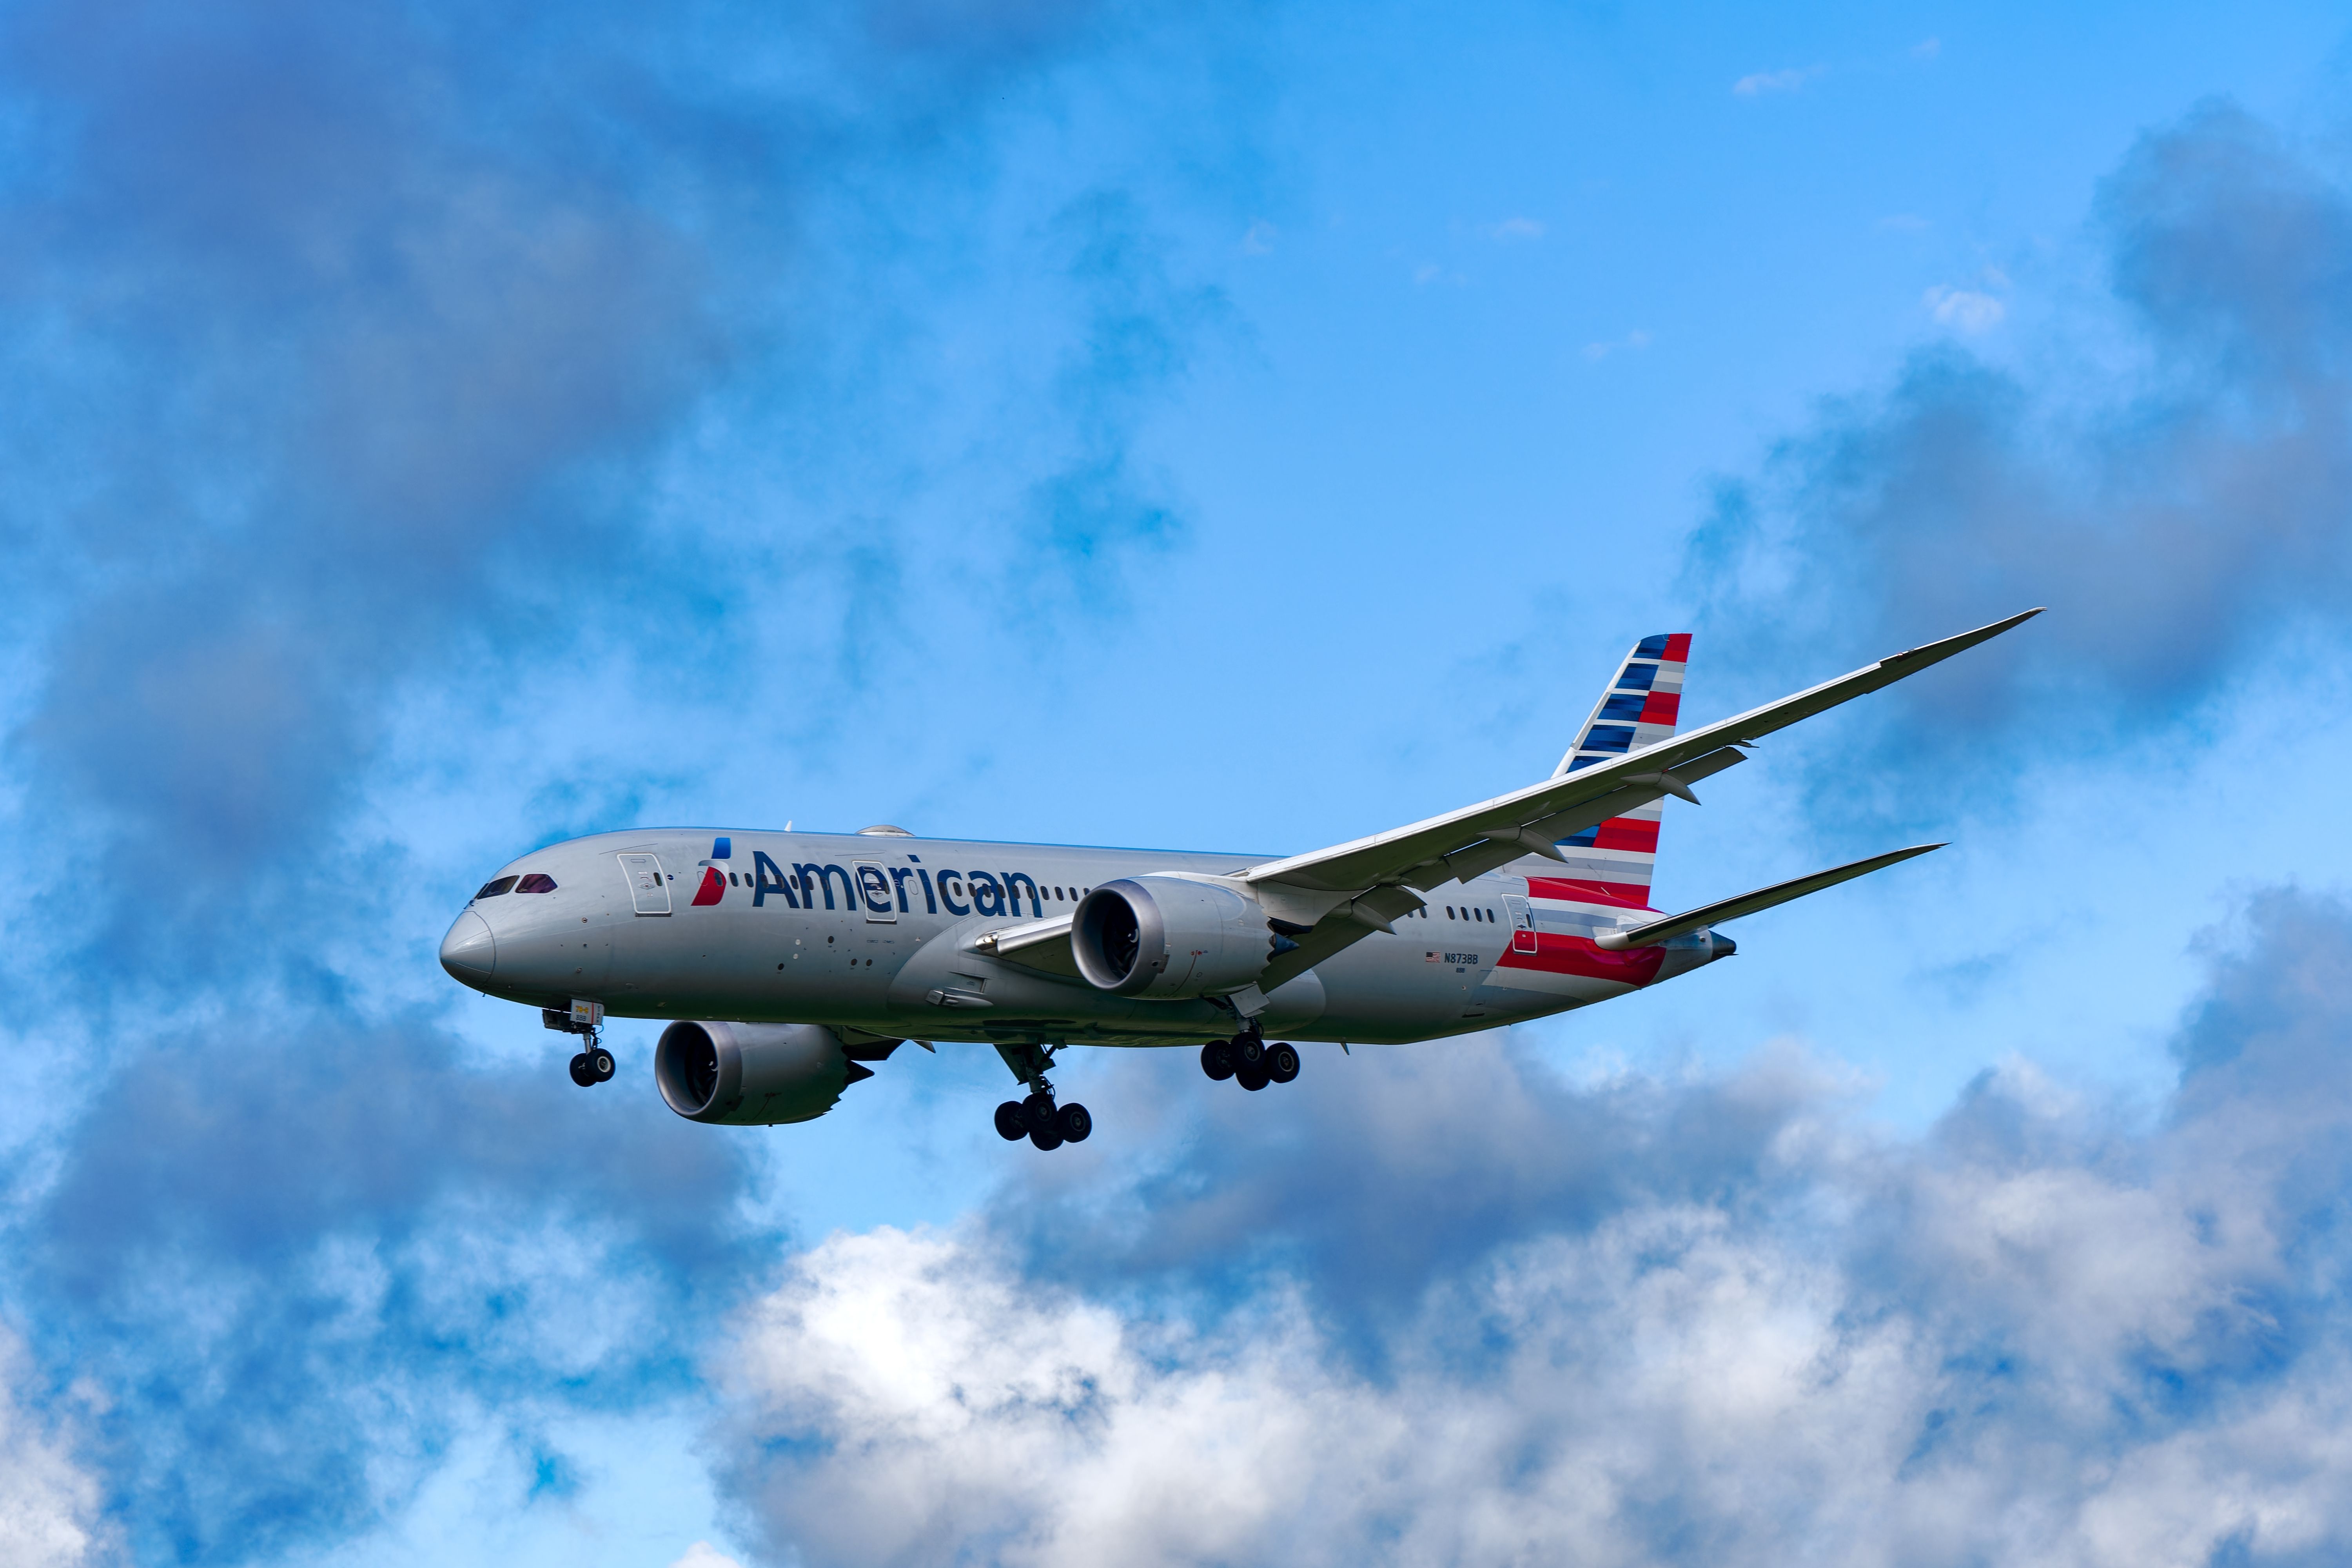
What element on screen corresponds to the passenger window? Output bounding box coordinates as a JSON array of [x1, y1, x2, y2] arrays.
[[729, 872, 740, 886], [515, 874, 558, 893], [474, 876, 518, 899]]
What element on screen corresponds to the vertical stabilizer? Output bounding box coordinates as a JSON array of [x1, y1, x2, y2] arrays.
[[1545, 633, 1690, 905]]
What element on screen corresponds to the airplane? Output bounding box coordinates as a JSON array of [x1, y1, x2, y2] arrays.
[[439, 608, 2039, 1150]]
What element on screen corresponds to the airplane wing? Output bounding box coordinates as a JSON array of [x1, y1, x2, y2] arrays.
[[1245, 608, 2039, 992], [1593, 842, 1943, 949], [1248, 608, 2040, 897]]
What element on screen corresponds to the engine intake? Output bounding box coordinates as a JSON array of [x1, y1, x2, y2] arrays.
[[1072, 876, 1274, 1000], [655, 1021, 854, 1125]]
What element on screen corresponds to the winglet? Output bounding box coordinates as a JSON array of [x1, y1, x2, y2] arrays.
[[1877, 606, 2044, 670]]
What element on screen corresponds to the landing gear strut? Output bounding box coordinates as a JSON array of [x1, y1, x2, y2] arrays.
[[546, 1005, 613, 1087], [992, 1041, 1091, 1151]]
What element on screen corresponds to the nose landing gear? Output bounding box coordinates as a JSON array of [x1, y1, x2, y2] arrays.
[[992, 1042, 1092, 1151], [546, 1003, 613, 1087]]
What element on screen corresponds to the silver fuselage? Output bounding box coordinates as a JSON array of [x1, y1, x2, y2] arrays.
[[439, 827, 1728, 1048]]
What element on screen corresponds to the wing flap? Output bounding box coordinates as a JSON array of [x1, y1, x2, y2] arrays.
[[1595, 843, 1944, 949]]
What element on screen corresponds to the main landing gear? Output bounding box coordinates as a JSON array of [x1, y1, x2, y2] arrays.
[[993, 1042, 1092, 1151], [546, 1005, 614, 1087], [1200, 1027, 1300, 1092]]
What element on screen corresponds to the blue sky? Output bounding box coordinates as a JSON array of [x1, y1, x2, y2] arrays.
[[5, 2, 2352, 1563]]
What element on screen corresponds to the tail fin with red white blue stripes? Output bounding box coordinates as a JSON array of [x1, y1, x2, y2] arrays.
[[1546, 633, 1690, 905]]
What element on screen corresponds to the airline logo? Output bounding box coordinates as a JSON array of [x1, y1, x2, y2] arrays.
[[691, 836, 732, 906]]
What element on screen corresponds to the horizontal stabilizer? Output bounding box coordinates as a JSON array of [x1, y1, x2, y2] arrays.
[[1594, 842, 1945, 950]]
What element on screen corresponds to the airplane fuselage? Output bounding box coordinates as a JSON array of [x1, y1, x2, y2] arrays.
[[440, 826, 1729, 1050]]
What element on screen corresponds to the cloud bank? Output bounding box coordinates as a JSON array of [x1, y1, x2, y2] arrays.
[[0, 1, 1230, 1560], [1690, 102, 2352, 745], [717, 888, 2352, 1566]]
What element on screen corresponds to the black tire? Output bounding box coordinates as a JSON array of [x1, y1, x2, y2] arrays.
[[993, 1101, 1027, 1141], [1057, 1102, 1093, 1142], [1267, 1042, 1300, 1083], [1230, 1034, 1265, 1069], [590, 1048, 616, 1082], [568, 1054, 594, 1087], [1029, 1123, 1065, 1151], [1022, 1091, 1058, 1134], [1201, 1041, 1234, 1081], [1236, 1062, 1270, 1092]]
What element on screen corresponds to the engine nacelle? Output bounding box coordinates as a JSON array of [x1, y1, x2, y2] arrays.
[[1072, 876, 1276, 1000], [655, 1021, 852, 1125]]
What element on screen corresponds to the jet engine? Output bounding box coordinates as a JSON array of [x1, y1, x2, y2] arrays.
[[655, 1021, 855, 1125], [1071, 876, 1278, 1000]]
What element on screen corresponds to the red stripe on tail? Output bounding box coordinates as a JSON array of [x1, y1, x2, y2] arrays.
[[1526, 876, 1657, 910]]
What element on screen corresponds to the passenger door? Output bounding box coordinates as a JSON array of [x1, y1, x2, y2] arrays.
[[855, 861, 896, 923], [1501, 894, 1538, 954], [619, 853, 672, 915]]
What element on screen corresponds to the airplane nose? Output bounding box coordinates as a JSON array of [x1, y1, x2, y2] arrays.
[[440, 909, 497, 984]]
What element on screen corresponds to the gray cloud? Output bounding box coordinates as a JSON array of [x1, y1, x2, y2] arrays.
[[0, 3, 1250, 1559], [713, 887, 2352, 1566], [16, 1018, 762, 1563], [1685, 101, 2352, 751]]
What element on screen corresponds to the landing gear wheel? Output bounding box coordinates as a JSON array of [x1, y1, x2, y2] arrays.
[[1267, 1042, 1300, 1084], [568, 1053, 594, 1087], [994, 1101, 1027, 1140], [1021, 1091, 1058, 1134], [1236, 1061, 1270, 1092], [1201, 1040, 1235, 1081], [1230, 1034, 1265, 1070], [1056, 1102, 1092, 1143], [1029, 1122, 1065, 1151], [590, 1047, 615, 1082]]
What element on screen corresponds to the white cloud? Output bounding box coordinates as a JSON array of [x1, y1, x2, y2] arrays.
[[1913, 36, 1943, 58], [1733, 66, 1822, 97], [0, 1329, 106, 1568], [712, 886, 2352, 1568], [1484, 216, 1545, 241], [1240, 220, 1276, 256], [1878, 213, 1931, 233], [1583, 328, 1652, 361], [717, 1151, 2352, 1568], [1925, 283, 2006, 332], [668, 1544, 745, 1568]]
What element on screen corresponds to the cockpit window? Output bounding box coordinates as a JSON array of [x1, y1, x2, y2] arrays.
[[515, 873, 558, 893], [474, 877, 519, 899]]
